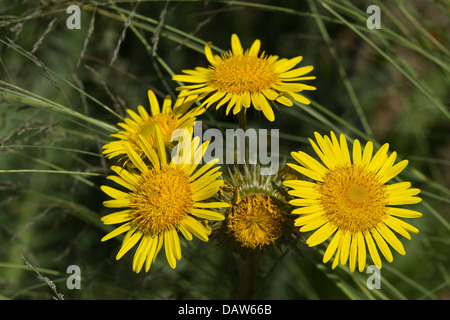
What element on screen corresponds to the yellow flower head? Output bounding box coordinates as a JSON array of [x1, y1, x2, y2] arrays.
[[217, 165, 296, 252], [172, 34, 316, 122], [227, 193, 286, 249], [102, 90, 204, 161], [101, 126, 229, 273], [284, 132, 422, 272]]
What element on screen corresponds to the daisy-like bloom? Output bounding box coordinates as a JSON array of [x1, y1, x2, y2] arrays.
[[227, 193, 285, 249], [217, 165, 295, 251], [283, 132, 422, 272], [172, 34, 316, 122], [102, 90, 204, 161], [100, 126, 229, 273]]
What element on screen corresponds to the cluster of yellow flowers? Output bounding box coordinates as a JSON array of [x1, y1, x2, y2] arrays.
[[100, 34, 422, 274]]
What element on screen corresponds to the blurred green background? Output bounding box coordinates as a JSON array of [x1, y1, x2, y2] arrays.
[[0, 0, 449, 299]]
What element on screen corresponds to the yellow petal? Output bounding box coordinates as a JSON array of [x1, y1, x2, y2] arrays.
[[349, 234, 358, 272], [138, 134, 160, 169], [286, 163, 323, 181], [102, 198, 130, 208], [292, 205, 323, 215], [202, 91, 227, 109], [162, 95, 173, 114], [371, 228, 393, 262], [299, 216, 327, 231], [170, 228, 181, 260], [179, 224, 193, 241], [137, 105, 149, 121], [231, 34, 243, 56], [107, 175, 135, 191], [308, 138, 334, 170], [215, 92, 232, 110], [288, 187, 321, 199], [181, 216, 209, 242], [191, 208, 224, 221], [101, 210, 132, 225], [314, 132, 338, 168], [376, 223, 405, 255], [133, 236, 151, 273], [357, 232, 367, 272], [294, 211, 323, 227], [340, 232, 352, 265], [190, 168, 221, 192], [125, 142, 148, 174], [116, 230, 142, 260], [377, 151, 397, 177], [232, 95, 243, 115], [189, 158, 219, 181], [273, 56, 303, 73], [147, 90, 160, 116], [126, 109, 143, 123], [191, 180, 224, 202], [292, 151, 327, 178], [101, 222, 132, 242], [386, 207, 422, 219], [153, 125, 167, 166], [323, 230, 342, 263], [306, 222, 337, 247], [361, 141, 373, 166], [339, 134, 351, 165], [164, 230, 176, 269], [385, 182, 412, 193], [248, 39, 261, 56], [352, 139, 362, 167], [380, 160, 409, 184], [288, 92, 311, 104], [256, 92, 275, 122], [145, 236, 161, 272], [204, 42, 218, 66], [242, 92, 251, 108], [279, 66, 314, 79], [283, 179, 317, 189], [225, 94, 238, 115], [111, 166, 139, 186], [364, 230, 382, 269], [101, 185, 130, 200], [289, 198, 320, 206], [329, 132, 344, 165], [194, 201, 231, 208], [173, 74, 206, 83], [384, 216, 412, 240], [367, 143, 389, 173]]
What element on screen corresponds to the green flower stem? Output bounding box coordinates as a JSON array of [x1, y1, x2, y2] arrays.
[[236, 254, 258, 299]]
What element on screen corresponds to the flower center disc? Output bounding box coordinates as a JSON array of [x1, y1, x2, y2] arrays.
[[130, 166, 193, 236], [226, 193, 284, 249], [347, 184, 368, 203], [208, 54, 278, 95], [129, 113, 178, 150], [318, 165, 387, 233]]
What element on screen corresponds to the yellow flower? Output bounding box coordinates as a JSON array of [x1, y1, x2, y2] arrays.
[[102, 90, 204, 161], [284, 132, 422, 272], [227, 193, 285, 249], [172, 34, 316, 122], [217, 165, 296, 251], [100, 126, 229, 273]]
